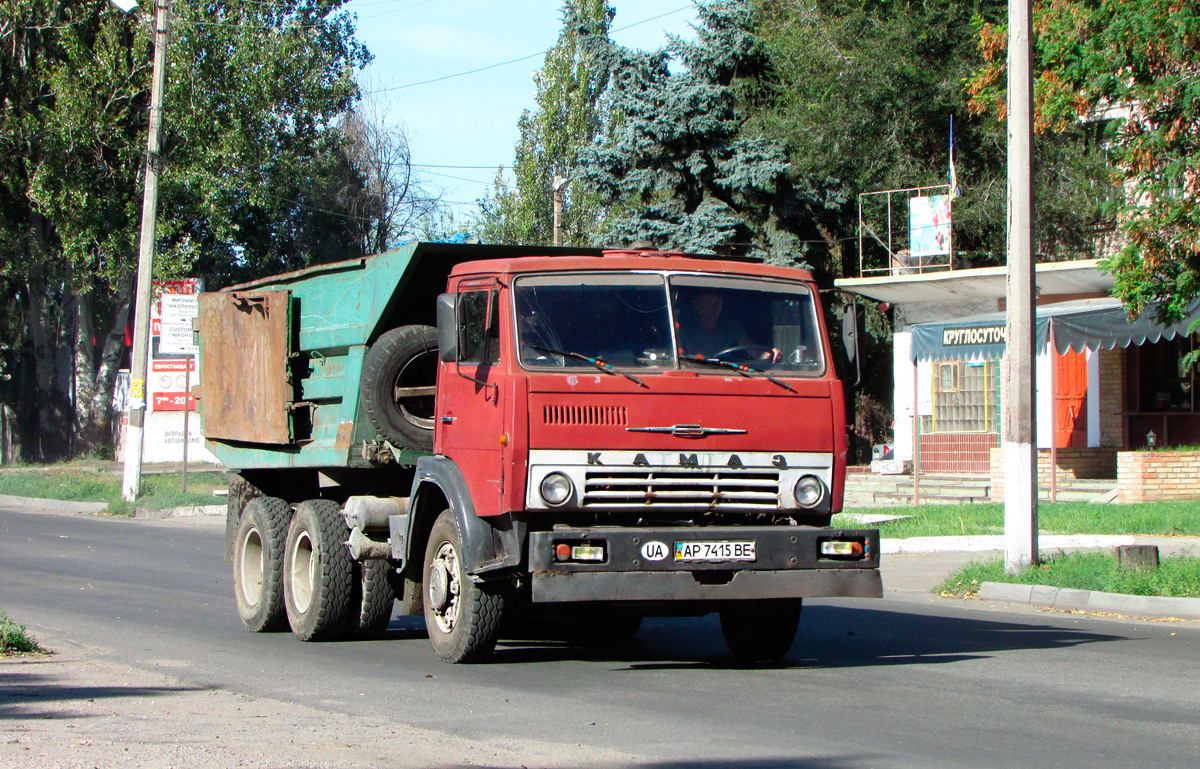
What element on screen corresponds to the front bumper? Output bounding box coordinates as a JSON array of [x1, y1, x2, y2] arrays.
[[528, 526, 882, 603]]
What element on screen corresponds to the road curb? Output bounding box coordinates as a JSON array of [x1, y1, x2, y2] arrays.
[[881, 534, 1135, 554], [134, 504, 226, 520], [978, 581, 1200, 620], [0, 494, 108, 514]]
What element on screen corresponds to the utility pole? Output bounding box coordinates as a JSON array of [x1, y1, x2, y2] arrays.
[[552, 175, 567, 247], [1004, 0, 1038, 572], [122, 0, 171, 502]]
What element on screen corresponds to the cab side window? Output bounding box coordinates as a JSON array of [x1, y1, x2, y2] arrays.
[[458, 289, 500, 365]]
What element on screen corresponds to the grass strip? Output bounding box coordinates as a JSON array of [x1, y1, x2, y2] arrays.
[[0, 468, 227, 516], [1, 610, 48, 656], [936, 552, 1200, 599], [834, 499, 1200, 538]]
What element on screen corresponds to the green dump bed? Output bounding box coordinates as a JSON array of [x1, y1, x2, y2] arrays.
[[196, 242, 597, 471]]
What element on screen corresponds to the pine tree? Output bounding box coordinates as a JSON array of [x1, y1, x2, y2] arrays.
[[579, 0, 835, 265]]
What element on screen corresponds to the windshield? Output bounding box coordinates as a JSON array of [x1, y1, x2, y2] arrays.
[[512, 272, 824, 375]]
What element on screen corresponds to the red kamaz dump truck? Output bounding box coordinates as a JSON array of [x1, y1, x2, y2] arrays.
[[197, 242, 881, 663]]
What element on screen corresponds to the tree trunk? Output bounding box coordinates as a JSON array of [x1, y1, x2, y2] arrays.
[[24, 213, 71, 460], [74, 277, 133, 452]]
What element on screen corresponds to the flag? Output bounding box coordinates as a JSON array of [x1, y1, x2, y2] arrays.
[[949, 115, 961, 200]]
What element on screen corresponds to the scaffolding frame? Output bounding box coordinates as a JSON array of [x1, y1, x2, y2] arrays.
[[857, 185, 953, 277]]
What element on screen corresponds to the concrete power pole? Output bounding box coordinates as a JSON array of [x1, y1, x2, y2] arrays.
[[122, 0, 171, 502], [1004, 0, 1039, 572]]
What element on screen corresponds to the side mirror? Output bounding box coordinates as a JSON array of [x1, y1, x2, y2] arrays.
[[436, 293, 458, 362], [841, 302, 865, 386]]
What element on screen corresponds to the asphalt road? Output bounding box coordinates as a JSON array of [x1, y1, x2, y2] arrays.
[[2, 505, 1198, 768]]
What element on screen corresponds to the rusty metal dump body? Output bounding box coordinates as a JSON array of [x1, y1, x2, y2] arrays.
[[197, 242, 603, 470]]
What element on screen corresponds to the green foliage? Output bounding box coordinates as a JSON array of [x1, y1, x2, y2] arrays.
[[755, 0, 1112, 272], [1, 610, 47, 655], [0, 0, 372, 459], [834, 499, 1200, 538], [966, 0, 1200, 321], [937, 552, 1200, 599], [477, 0, 613, 246], [580, 0, 827, 264], [0, 467, 227, 515]]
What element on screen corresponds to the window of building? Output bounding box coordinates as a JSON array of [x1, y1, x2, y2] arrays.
[[921, 359, 1000, 433]]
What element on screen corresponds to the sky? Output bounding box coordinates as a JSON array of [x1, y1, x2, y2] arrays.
[[341, 0, 699, 222]]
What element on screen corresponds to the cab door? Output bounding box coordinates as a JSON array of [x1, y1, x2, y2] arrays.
[[436, 280, 508, 517]]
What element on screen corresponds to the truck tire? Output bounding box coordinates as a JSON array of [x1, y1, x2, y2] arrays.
[[283, 499, 354, 641], [225, 474, 262, 561], [344, 559, 396, 640], [233, 497, 291, 632], [423, 510, 504, 663], [718, 599, 803, 661], [361, 325, 438, 450]]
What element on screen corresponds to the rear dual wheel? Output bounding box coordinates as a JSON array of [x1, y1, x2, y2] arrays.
[[283, 500, 354, 641], [233, 497, 292, 632]]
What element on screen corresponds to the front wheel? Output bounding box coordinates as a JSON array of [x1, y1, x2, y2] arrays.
[[423, 510, 504, 663], [719, 599, 802, 661]]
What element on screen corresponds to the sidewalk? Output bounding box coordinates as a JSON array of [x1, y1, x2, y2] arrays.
[[880, 534, 1200, 620]]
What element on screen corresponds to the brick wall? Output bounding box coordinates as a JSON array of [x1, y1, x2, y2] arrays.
[[1098, 348, 1125, 447], [1117, 451, 1200, 502], [920, 432, 998, 473], [990, 447, 1118, 499]]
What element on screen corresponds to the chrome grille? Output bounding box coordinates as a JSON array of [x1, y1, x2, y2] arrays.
[[582, 469, 780, 510]]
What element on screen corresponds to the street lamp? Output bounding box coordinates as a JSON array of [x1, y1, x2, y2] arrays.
[[113, 0, 172, 502], [1146, 429, 1157, 451]]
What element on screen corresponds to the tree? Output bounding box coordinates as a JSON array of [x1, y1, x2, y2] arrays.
[[580, 0, 832, 265], [969, 0, 1200, 322], [339, 102, 442, 255], [751, 0, 1114, 275], [477, 0, 613, 246], [0, 0, 369, 459]]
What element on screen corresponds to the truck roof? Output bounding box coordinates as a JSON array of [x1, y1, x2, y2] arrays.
[[447, 249, 816, 283]]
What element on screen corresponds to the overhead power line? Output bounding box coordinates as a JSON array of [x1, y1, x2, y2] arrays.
[[363, 4, 693, 95]]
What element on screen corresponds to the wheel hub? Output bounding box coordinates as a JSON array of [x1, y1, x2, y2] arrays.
[[428, 542, 461, 633]]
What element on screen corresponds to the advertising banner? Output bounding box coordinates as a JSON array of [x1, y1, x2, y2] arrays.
[[909, 195, 952, 257]]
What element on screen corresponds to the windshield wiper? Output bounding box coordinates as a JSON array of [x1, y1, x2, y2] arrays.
[[530, 345, 648, 388], [682, 354, 797, 393]]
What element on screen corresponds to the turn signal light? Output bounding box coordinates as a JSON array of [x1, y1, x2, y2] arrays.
[[820, 540, 864, 557]]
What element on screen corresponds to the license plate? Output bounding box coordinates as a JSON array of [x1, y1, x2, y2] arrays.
[[674, 540, 757, 562]]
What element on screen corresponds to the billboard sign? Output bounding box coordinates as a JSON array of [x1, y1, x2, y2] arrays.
[[909, 195, 952, 257]]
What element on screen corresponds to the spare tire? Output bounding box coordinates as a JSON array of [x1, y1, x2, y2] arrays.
[[360, 325, 438, 450]]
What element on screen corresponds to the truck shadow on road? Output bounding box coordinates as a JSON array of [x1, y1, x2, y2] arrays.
[[0, 669, 206, 721], [475, 605, 1130, 669]]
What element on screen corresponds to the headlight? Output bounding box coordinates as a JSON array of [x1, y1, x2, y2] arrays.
[[539, 472, 574, 506], [793, 475, 825, 508]]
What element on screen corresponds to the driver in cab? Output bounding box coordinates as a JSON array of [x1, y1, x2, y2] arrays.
[[676, 292, 779, 362]]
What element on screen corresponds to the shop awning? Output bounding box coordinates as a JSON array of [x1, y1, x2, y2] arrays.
[[910, 298, 1200, 362]]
